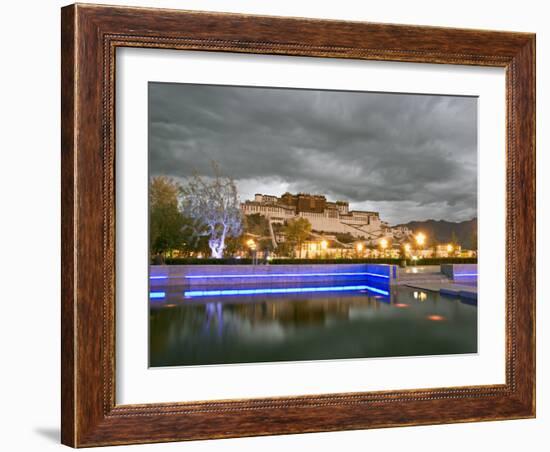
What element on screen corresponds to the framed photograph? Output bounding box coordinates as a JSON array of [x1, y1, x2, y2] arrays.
[[61, 3, 535, 447]]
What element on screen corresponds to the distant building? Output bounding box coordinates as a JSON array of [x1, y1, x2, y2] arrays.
[[241, 192, 412, 244], [434, 244, 461, 258], [433, 244, 476, 258]]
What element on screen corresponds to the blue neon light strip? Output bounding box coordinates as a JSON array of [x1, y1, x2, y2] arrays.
[[150, 275, 168, 280], [182, 272, 389, 279], [184, 284, 389, 298], [149, 291, 166, 299], [454, 273, 478, 277]]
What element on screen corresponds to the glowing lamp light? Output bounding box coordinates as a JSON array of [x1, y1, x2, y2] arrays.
[[356, 242, 364, 252], [379, 238, 388, 249], [246, 239, 256, 250], [404, 244, 411, 252], [415, 232, 426, 246], [447, 244, 454, 253], [394, 303, 410, 308], [427, 314, 446, 321], [320, 240, 328, 250], [413, 291, 428, 300]]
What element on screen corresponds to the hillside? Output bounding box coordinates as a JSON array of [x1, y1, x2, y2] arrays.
[[394, 218, 477, 249]]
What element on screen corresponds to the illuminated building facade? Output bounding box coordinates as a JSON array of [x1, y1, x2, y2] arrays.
[[241, 192, 412, 243]]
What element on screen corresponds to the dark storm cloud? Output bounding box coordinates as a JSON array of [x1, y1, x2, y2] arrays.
[[149, 82, 477, 224]]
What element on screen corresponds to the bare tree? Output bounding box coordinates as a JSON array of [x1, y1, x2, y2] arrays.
[[180, 162, 243, 258]]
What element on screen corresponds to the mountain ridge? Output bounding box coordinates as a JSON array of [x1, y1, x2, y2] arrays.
[[394, 218, 477, 249]]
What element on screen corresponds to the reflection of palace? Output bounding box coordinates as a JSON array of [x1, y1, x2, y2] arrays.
[[241, 192, 412, 243], [229, 296, 384, 326], [202, 295, 386, 336], [149, 293, 391, 363]]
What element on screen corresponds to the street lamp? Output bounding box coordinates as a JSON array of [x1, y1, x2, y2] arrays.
[[246, 238, 257, 265], [415, 232, 426, 247], [379, 238, 388, 258], [403, 243, 412, 261]]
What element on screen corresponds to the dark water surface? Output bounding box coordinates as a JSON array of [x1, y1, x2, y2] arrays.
[[149, 285, 477, 367]]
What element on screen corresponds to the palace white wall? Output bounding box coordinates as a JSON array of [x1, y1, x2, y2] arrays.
[[242, 202, 389, 238], [0, 1, 547, 452]]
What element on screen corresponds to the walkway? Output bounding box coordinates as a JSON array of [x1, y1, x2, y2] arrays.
[[404, 281, 477, 301], [397, 266, 477, 301]]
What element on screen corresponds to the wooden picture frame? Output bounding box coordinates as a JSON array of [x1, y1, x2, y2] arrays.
[[61, 3, 535, 447]]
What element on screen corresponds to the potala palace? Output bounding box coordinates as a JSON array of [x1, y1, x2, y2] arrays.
[[241, 192, 412, 245]]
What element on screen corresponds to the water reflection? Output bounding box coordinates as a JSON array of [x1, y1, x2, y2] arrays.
[[149, 285, 477, 367], [203, 302, 224, 338]]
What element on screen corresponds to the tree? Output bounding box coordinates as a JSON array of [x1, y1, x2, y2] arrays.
[[335, 232, 355, 244], [244, 213, 270, 236], [275, 240, 295, 258], [179, 217, 211, 256], [283, 217, 312, 258], [470, 228, 478, 251], [223, 235, 246, 257], [149, 176, 186, 258], [180, 162, 243, 258], [450, 230, 459, 247], [399, 242, 410, 260]]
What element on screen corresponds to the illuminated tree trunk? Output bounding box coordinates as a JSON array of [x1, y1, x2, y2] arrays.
[[180, 162, 243, 259]]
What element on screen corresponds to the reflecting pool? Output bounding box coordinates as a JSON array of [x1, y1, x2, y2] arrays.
[[149, 284, 477, 367]]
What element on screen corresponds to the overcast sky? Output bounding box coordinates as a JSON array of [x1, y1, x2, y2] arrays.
[[149, 82, 477, 225]]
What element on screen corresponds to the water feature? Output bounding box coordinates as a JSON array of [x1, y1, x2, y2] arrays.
[[149, 282, 477, 367]]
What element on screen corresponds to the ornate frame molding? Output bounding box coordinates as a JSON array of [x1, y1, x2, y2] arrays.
[[62, 4, 535, 447]]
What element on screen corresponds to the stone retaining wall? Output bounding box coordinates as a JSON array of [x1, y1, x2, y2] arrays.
[[440, 263, 478, 280], [150, 263, 397, 287]]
